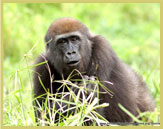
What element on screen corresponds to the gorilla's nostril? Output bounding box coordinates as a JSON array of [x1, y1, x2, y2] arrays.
[[67, 52, 71, 55], [67, 51, 76, 56]]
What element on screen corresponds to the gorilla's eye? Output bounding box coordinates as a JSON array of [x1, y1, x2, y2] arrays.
[[57, 38, 67, 44], [70, 36, 79, 42]]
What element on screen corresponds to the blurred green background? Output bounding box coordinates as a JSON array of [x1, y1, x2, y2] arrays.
[[3, 3, 160, 125]]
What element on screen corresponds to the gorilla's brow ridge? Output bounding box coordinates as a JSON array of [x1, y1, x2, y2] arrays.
[[54, 31, 82, 42]]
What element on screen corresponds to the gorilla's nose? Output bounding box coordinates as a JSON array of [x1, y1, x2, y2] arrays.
[[65, 50, 77, 59]]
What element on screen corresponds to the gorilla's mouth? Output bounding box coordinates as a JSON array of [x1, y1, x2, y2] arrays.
[[67, 60, 80, 66]]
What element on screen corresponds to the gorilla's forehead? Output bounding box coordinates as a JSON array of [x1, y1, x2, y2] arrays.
[[54, 31, 82, 41], [47, 18, 88, 36]]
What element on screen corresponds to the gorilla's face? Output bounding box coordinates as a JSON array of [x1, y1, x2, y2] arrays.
[[55, 32, 81, 67], [46, 31, 85, 76]]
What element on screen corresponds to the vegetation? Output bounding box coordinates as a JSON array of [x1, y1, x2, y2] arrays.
[[3, 3, 160, 126]]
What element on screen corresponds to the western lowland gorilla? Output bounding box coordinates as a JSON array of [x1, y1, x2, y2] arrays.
[[33, 17, 155, 125]]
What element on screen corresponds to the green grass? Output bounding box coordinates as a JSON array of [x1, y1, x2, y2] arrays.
[[33, 70, 110, 126], [3, 3, 160, 126]]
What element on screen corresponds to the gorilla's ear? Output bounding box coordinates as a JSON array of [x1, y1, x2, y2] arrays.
[[44, 32, 49, 42], [88, 30, 96, 37], [87, 30, 96, 41], [44, 32, 53, 47]]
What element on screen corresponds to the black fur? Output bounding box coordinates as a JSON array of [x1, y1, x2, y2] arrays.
[[33, 18, 155, 124]]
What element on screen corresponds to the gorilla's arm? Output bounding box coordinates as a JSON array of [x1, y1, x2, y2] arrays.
[[33, 56, 52, 123]]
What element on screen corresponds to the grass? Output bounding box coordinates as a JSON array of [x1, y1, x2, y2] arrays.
[[3, 3, 160, 126], [5, 58, 111, 126], [33, 74, 110, 126], [3, 36, 160, 126]]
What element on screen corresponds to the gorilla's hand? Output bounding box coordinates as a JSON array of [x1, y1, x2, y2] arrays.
[[72, 75, 98, 99]]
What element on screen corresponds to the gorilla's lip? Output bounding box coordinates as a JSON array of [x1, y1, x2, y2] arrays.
[[67, 60, 80, 66]]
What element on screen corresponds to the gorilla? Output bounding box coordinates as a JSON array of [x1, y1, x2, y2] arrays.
[[33, 17, 155, 125]]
